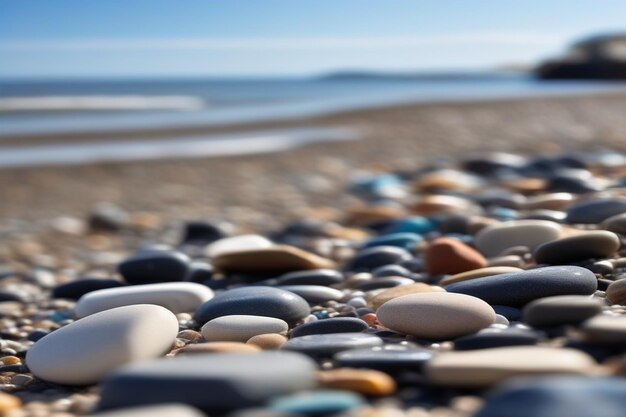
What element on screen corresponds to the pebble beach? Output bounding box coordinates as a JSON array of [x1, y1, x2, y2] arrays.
[[2, 94, 626, 416]]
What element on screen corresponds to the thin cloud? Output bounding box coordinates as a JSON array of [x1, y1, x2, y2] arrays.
[[0, 33, 565, 51]]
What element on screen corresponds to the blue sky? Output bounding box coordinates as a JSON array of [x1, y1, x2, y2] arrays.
[[2, 0, 626, 78]]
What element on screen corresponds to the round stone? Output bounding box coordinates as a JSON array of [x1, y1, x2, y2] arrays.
[[602, 213, 626, 235], [201, 315, 288, 342], [212, 245, 335, 273], [474, 376, 626, 417], [533, 231, 620, 265], [99, 352, 316, 412], [522, 295, 603, 327], [447, 266, 598, 307], [91, 404, 206, 417], [333, 344, 433, 372], [194, 287, 310, 326], [376, 292, 495, 340], [453, 328, 543, 351], [440, 267, 523, 286], [290, 318, 368, 338], [180, 221, 232, 246], [176, 342, 261, 355], [282, 333, 383, 358], [566, 198, 626, 224], [423, 237, 487, 275], [426, 346, 595, 388], [52, 279, 126, 301], [316, 368, 396, 396], [267, 391, 364, 415], [474, 220, 563, 257], [347, 246, 412, 271], [606, 278, 626, 305], [370, 283, 445, 309], [275, 269, 344, 286], [206, 234, 273, 258], [75, 282, 214, 318], [118, 249, 191, 285], [522, 193, 574, 211], [247, 333, 288, 350], [277, 286, 343, 304], [26, 305, 178, 385], [362, 233, 423, 250], [581, 315, 626, 345]]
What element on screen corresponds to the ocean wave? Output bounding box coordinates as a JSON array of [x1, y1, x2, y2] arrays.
[[0, 95, 206, 112]]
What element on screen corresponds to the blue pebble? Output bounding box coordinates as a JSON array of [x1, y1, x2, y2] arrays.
[[383, 217, 436, 235], [363, 233, 423, 250], [268, 391, 364, 415]]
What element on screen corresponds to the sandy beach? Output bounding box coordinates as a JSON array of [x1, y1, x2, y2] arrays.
[[1, 92, 626, 232]]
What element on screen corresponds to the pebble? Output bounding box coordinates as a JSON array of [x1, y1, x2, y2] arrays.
[[275, 269, 344, 286], [267, 390, 364, 415], [200, 315, 288, 342], [247, 333, 288, 350], [52, 279, 126, 300], [333, 344, 433, 372], [362, 233, 423, 250], [181, 220, 232, 246], [277, 285, 343, 304], [347, 246, 413, 271], [376, 292, 495, 340], [447, 266, 598, 307], [439, 266, 523, 286], [606, 278, 626, 304], [92, 404, 207, 417], [75, 282, 213, 317], [453, 328, 543, 350], [474, 220, 563, 257], [581, 315, 626, 345], [0, 392, 21, 414], [26, 305, 178, 385], [369, 283, 445, 309], [212, 245, 336, 273], [316, 369, 396, 396], [426, 347, 595, 388], [533, 231, 620, 265], [290, 317, 368, 338], [176, 342, 261, 354], [522, 295, 603, 327], [382, 216, 436, 235], [423, 237, 487, 275], [118, 249, 191, 284], [194, 286, 310, 326], [282, 333, 383, 357], [566, 198, 626, 224], [99, 352, 316, 412], [205, 234, 273, 258], [602, 212, 626, 235], [474, 376, 626, 417]]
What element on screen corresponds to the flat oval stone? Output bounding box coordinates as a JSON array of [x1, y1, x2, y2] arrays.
[[268, 391, 364, 415], [92, 404, 206, 417], [118, 250, 191, 285], [522, 295, 603, 327], [376, 292, 495, 340], [606, 278, 626, 305], [358, 276, 414, 291], [194, 287, 310, 326], [362, 233, 423, 250], [316, 369, 396, 396], [52, 279, 126, 300], [282, 333, 382, 357], [370, 283, 445, 309], [426, 346, 595, 388], [176, 342, 261, 355], [275, 269, 343, 286], [423, 237, 487, 275], [277, 286, 343, 304], [26, 305, 178, 385], [98, 352, 316, 412], [347, 246, 412, 271], [201, 315, 288, 342], [440, 267, 523, 286], [247, 333, 288, 350], [75, 282, 214, 318], [383, 217, 436, 235], [474, 376, 626, 417], [602, 213, 626, 235], [522, 193, 574, 211], [447, 266, 598, 307], [454, 328, 543, 350], [475, 220, 563, 257], [206, 234, 273, 258], [493, 305, 522, 321], [533, 231, 620, 265], [212, 245, 335, 274], [333, 344, 433, 372], [581, 315, 626, 345], [290, 318, 368, 338], [566, 198, 626, 224], [413, 195, 477, 216]]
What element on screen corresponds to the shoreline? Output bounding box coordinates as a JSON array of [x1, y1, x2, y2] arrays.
[[1, 92, 626, 230]]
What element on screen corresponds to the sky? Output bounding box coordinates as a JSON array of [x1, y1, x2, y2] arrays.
[[1, 0, 626, 79]]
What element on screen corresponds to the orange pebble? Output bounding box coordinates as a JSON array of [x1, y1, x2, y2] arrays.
[[362, 313, 378, 326], [0, 356, 21, 365]]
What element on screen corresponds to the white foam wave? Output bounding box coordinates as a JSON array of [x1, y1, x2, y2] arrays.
[[0, 96, 205, 112]]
